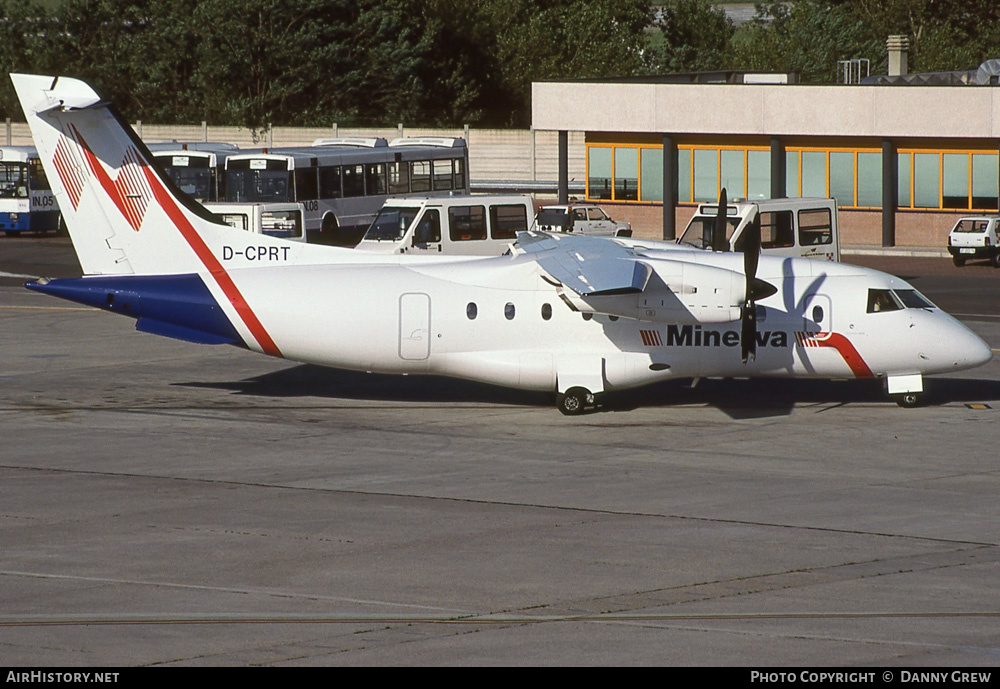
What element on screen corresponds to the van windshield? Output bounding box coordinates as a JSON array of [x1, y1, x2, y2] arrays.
[[678, 216, 739, 250], [364, 206, 420, 241]]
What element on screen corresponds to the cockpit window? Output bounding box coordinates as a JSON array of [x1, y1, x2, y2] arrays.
[[868, 288, 935, 313], [893, 289, 935, 309], [867, 289, 903, 313]]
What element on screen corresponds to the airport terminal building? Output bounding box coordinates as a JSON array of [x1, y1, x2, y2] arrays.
[[532, 67, 1000, 247]]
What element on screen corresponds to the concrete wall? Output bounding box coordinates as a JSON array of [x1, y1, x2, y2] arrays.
[[4, 120, 587, 184]]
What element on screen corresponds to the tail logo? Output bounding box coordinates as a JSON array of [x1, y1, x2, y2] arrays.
[[51, 124, 152, 232]]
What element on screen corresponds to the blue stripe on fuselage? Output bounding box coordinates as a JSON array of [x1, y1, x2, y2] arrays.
[[26, 274, 243, 346]]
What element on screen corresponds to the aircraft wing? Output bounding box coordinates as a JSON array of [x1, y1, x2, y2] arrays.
[[517, 231, 651, 296], [517, 231, 745, 325]]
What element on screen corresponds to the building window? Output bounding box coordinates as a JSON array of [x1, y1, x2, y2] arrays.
[[640, 148, 663, 202], [693, 149, 717, 202], [588, 147, 612, 200], [829, 151, 854, 207], [801, 151, 827, 198], [678, 148, 692, 202], [972, 154, 999, 209], [747, 150, 770, 200], [913, 153, 940, 208], [856, 152, 882, 208], [614, 147, 638, 200]]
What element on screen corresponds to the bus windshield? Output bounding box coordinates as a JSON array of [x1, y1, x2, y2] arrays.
[[226, 168, 290, 202], [364, 206, 420, 241], [0, 162, 28, 198], [167, 166, 213, 201]]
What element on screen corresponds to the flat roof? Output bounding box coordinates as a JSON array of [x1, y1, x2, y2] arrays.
[[532, 82, 1000, 139]]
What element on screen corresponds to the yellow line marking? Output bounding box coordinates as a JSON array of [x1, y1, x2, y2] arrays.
[[0, 305, 94, 312]]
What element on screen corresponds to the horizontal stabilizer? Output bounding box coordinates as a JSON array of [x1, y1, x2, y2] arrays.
[[518, 231, 650, 296], [135, 318, 239, 345], [26, 274, 242, 346]]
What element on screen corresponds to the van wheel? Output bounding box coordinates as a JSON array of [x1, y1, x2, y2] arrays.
[[952, 256, 966, 267], [557, 387, 591, 416], [991, 253, 1000, 268]]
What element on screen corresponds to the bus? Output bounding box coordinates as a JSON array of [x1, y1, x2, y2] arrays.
[[147, 141, 241, 203], [0, 146, 60, 235], [222, 137, 469, 244]]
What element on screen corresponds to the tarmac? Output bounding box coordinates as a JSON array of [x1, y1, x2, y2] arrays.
[[1, 242, 999, 666]]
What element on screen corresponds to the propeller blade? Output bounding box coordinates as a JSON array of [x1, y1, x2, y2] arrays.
[[740, 211, 763, 364], [741, 299, 756, 364], [712, 188, 728, 252]]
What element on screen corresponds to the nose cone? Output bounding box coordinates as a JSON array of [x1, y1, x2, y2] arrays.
[[941, 318, 993, 371]]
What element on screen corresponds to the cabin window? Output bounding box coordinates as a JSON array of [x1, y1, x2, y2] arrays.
[[504, 303, 515, 320], [812, 305, 824, 323], [798, 208, 832, 246], [490, 204, 528, 240], [541, 303, 552, 320], [867, 289, 902, 313], [466, 302, 477, 320], [449, 205, 487, 241], [582, 313, 593, 321]]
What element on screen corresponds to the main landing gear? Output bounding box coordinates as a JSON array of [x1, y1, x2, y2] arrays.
[[556, 387, 597, 416]]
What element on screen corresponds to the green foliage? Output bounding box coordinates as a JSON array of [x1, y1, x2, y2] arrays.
[[1, 0, 998, 129], [648, 0, 734, 73]]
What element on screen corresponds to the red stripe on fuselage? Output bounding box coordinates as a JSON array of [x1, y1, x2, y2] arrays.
[[807, 332, 873, 378], [140, 165, 283, 357], [68, 125, 281, 357]]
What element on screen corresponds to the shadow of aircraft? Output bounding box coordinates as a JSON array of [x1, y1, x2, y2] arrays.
[[177, 364, 1000, 419]]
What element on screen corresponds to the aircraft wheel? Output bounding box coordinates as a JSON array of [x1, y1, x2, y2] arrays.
[[894, 393, 921, 408], [557, 387, 591, 416], [952, 256, 965, 267]]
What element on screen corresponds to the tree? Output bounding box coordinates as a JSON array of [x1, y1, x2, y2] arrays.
[[648, 0, 735, 73]]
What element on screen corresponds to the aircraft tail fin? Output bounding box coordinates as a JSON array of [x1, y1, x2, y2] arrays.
[[10, 74, 227, 276]]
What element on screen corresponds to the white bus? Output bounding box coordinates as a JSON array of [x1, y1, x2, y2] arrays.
[[147, 141, 241, 203], [0, 146, 60, 236], [222, 137, 470, 245]]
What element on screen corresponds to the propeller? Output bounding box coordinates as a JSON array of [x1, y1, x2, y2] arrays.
[[739, 208, 777, 364], [711, 187, 729, 252]]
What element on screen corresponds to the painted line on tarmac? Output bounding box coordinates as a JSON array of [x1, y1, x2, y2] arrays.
[[0, 305, 93, 312]]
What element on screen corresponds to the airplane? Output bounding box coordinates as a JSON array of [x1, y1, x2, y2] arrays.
[[10, 73, 994, 414]]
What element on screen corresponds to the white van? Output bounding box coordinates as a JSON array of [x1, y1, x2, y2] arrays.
[[356, 194, 534, 255], [203, 202, 306, 242], [677, 197, 840, 261]]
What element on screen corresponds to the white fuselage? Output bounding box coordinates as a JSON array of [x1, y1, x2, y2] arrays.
[[223, 250, 990, 393]]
